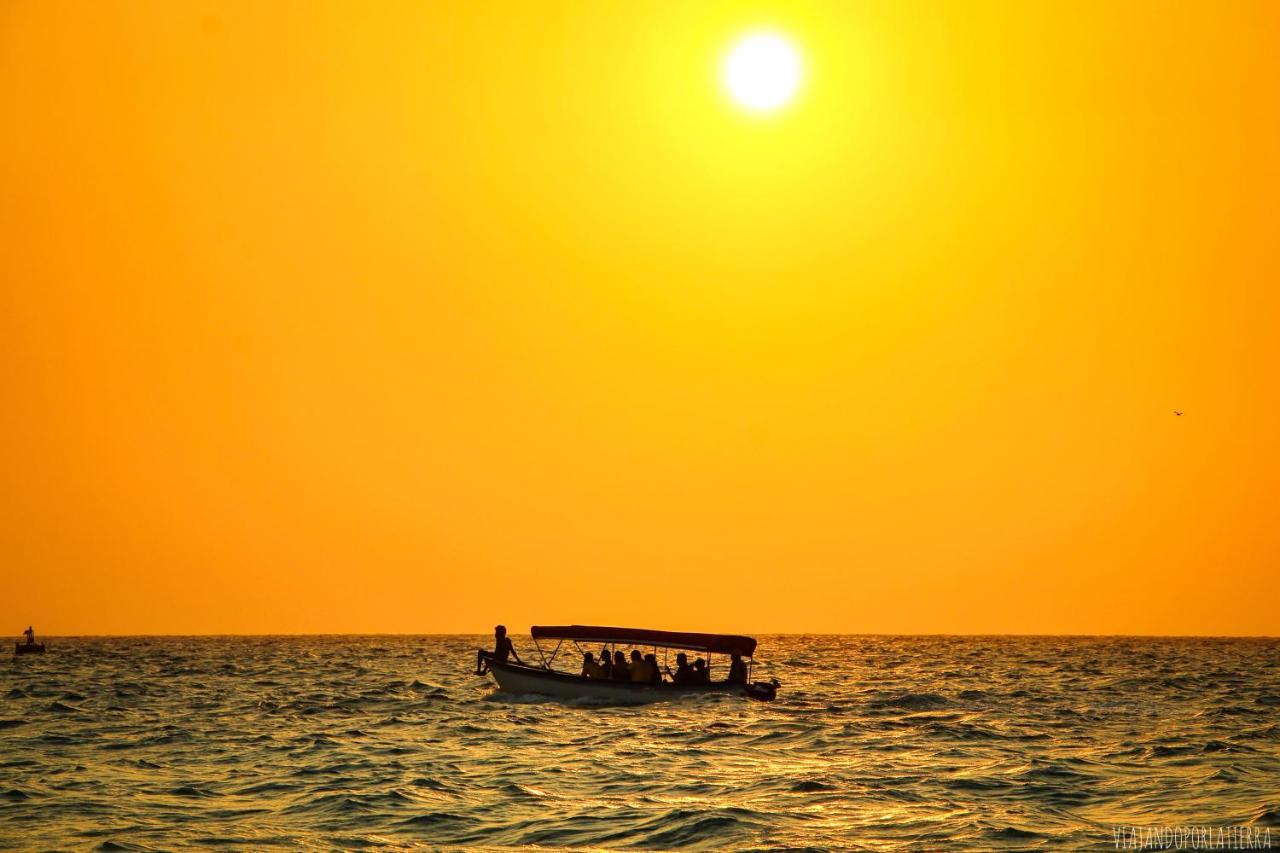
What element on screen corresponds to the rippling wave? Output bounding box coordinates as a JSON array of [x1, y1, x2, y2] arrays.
[[2, 636, 1277, 849]]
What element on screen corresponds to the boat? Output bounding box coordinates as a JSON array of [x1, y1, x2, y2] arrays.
[[476, 625, 779, 703], [14, 627, 45, 655]]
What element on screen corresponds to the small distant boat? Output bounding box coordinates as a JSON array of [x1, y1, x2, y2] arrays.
[[14, 627, 45, 655], [477, 625, 779, 704]]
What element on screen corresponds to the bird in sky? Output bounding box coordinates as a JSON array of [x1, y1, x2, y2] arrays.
[[1174, 410, 1183, 416]]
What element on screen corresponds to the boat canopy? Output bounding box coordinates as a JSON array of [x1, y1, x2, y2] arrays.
[[531, 625, 757, 657]]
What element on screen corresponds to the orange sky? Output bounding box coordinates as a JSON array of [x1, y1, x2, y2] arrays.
[[3, 2, 1278, 636]]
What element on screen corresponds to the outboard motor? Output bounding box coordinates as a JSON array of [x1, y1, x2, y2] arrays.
[[745, 678, 781, 702]]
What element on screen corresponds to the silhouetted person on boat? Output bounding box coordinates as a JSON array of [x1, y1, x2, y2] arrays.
[[668, 652, 693, 684], [611, 650, 630, 681], [727, 650, 747, 684], [599, 646, 613, 679], [628, 649, 646, 682], [493, 625, 521, 664], [476, 624, 522, 675], [692, 658, 709, 682], [643, 653, 662, 684], [628, 650, 658, 683], [23, 626, 35, 646], [581, 651, 606, 679]]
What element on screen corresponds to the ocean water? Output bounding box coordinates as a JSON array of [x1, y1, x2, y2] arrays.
[[2, 635, 1278, 851]]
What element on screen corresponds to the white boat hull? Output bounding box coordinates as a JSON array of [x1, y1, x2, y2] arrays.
[[482, 656, 744, 704]]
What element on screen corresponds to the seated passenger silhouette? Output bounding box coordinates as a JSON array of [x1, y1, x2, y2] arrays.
[[599, 646, 613, 679], [476, 624, 522, 674], [643, 653, 662, 684], [581, 651, 606, 679], [611, 650, 631, 681], [727, 650, 747, 684], [692, 658, 709, 682], [493, 625, 521, 664], [668, 652, 693, 683], [629, 649, 649, 682]]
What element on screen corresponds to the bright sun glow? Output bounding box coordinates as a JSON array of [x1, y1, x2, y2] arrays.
[[724, 33, 802, 112]]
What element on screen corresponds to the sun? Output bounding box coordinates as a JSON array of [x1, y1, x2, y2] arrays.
[[724, 33, 802, 112]]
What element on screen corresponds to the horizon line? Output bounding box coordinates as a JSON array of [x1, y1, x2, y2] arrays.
[[14, 631, 1279, 640]]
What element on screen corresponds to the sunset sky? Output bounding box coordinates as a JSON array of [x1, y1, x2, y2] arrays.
[[3, 2, 1277, 636]]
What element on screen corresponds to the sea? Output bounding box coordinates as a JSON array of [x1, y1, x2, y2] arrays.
[[2, 635, 1277, 851]]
